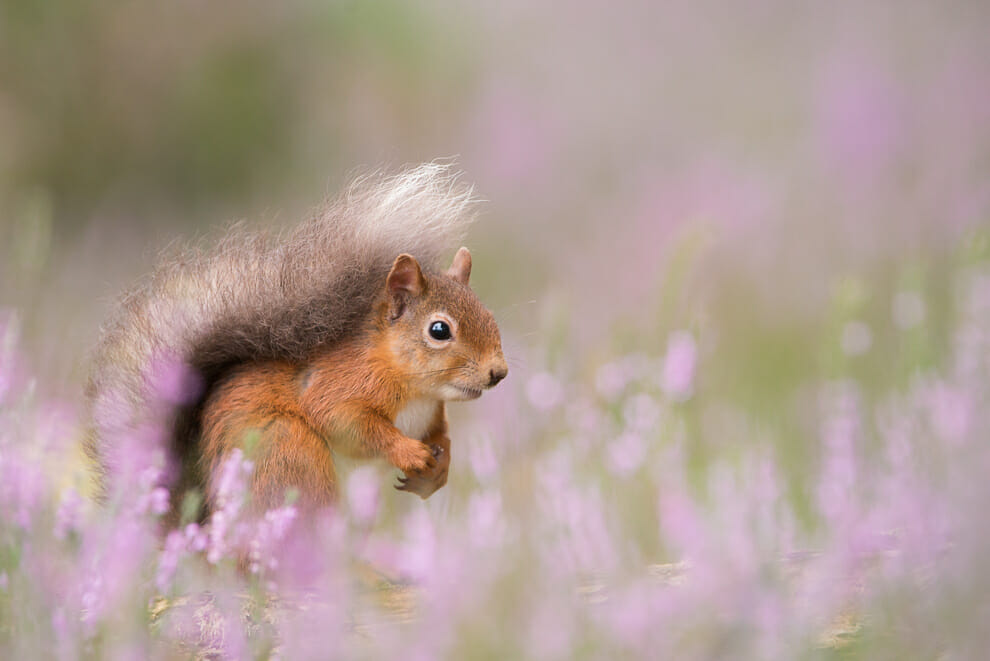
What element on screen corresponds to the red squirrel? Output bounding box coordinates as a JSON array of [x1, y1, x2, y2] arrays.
[[84, 163, 506, 523]]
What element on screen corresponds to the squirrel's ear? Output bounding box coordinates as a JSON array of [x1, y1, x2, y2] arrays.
[[446, 247, 472, 286], [386, 254, 425, 320]]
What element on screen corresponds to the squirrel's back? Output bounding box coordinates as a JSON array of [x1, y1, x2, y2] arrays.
[[85, 162, 478, 501]]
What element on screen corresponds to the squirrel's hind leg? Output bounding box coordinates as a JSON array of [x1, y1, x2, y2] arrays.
[[203, 413, 337, 515], [200, 363, 337, 515], [243, 415, 338, 513]]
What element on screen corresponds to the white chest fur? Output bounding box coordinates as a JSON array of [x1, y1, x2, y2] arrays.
[[394, 398, 439, 440]]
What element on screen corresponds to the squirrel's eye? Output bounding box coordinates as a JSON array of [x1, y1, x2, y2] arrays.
[[428, 320, 452, 341]]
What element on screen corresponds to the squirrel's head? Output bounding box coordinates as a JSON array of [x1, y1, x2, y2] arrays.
[[379, 248, 507, 401]]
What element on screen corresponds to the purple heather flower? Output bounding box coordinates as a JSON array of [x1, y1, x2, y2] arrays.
[[622, 392, 661, 433], [54, 487, 84, 540], [248, 505, 299, 574], [595, 360, 635, 401], [924, 380, 973, 445], [606, 432, 647, 477], [345, 465, 381, 525], [567, 395, 603, 436], [467, 489, 507, 548], [817, 382, 861, 526], [815, 54, 905, 189], [526, 371, 565, 411], [397, 507, 437, 581], [660, 331, 697, 402], [146, 353, 205, 406], [467, 434, 500, 483], [156, 529, 185, 592], [149, 487, 170, 516], [184, 522, 208, 551]]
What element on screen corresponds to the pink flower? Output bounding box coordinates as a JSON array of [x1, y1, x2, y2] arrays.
[[526, 371, 565, 411], [815, 54, 906, 188], [54, 488, 84, 540], [346, 466, 381, 525], [623, 393, 661, 432], [468, 435, 500, 483], [156, 529, 185, 592], [467, 490, 507, 547], [660, 331, 697, 401], [596, 360, 635, 401], [146, 353, 204, 407], [816, 382, 861, 526], [925, 381, 973, 445], [185, 523, 208, 551], [150, 487, 170, 516], [606, 432, 647, 477], [398, 507, 437, 581]]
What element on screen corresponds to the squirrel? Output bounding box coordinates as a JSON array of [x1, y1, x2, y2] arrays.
[[84, 163, 507, 523]]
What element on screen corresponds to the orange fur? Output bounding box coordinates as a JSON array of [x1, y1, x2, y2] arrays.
[[197, 251, 505, 515]]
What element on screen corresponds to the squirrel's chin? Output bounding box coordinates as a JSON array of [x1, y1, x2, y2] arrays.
[[439, 385, 484, 401]]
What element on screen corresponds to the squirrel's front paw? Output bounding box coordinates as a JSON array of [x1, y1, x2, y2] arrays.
[[395, 442, 449, 499], [387, 437, 437, 475]]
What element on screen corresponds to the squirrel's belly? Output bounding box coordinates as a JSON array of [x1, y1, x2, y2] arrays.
[[394, 398, 439, 440]]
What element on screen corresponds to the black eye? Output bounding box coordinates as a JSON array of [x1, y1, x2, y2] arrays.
[[429, 320, 452, 341]]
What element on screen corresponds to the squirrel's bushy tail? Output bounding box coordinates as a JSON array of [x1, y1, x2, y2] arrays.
[[85, 162, 478, 498]]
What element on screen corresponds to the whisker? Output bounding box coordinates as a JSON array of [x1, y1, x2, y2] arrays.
[[408, 366, 469, 377]]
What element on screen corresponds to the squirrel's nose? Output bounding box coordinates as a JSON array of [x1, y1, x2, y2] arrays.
[[487, 363, 508, 387]]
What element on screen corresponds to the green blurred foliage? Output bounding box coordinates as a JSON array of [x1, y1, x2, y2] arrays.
[[0, 0, 475, 227]]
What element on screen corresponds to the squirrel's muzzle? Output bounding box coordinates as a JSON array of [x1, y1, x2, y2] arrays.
[[487, 357, 508, 388]]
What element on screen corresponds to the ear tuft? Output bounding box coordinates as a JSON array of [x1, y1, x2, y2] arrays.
[[447, 247, 472, 285]]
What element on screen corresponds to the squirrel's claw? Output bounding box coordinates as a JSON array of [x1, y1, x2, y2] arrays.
[[394, 473, 440, 499], [394, 439, 449, 498]]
